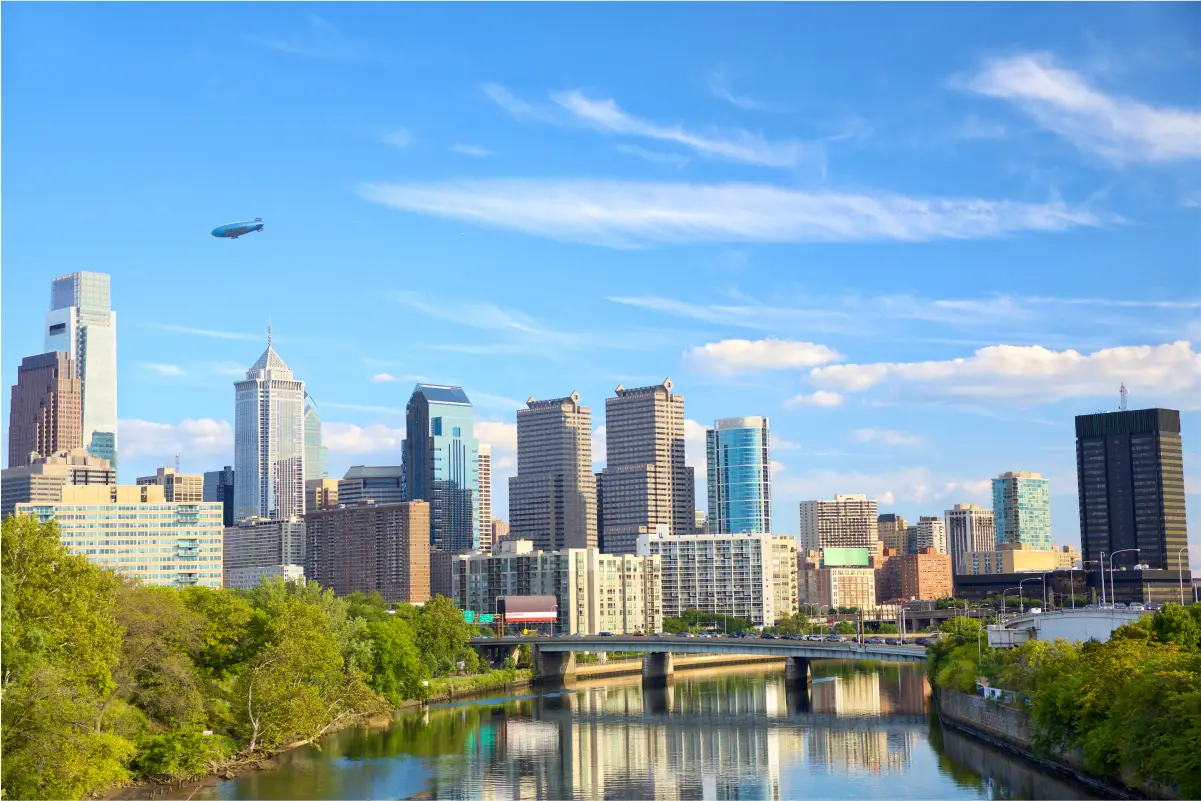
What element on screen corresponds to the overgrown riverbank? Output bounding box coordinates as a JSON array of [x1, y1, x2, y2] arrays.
[[927, 609, 1201, 799]]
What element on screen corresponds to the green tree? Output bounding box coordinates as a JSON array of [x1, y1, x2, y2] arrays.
[[180, 585, 258, 680], [834, 621, 855, 635], [772, 612, 810, 635], [366, 615, 430, 704], [1, 515, 135, 800], [1150, 603, 1201, 650], [413, 595, 478, 675]]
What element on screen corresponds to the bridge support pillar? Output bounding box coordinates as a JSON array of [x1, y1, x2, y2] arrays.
[[642, 652, 675, 686], [532, 647, 577, 688], [785, 656, 812, 684]]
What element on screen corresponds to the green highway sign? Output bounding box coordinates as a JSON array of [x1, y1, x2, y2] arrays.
[[479, 614, 494, 624], [462, 610, 476, 623]]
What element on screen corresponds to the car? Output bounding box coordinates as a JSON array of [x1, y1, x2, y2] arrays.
[[825, 635, 841, 642], [675, 632, 694, 638], [598, 631, 615, 637], [865, 637, 885, 644], [698, 633, 712, 638], [1127, 602, 1145, 611], [632, 631, 647, 636], [1113, 602, 1127, 610], [1085, 603, 1098, 610], [760, 632, 779, 639]]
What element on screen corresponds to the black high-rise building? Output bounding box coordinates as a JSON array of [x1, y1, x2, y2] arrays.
[[203, 465, 236, 527], [1075, 409, 1187, 572]]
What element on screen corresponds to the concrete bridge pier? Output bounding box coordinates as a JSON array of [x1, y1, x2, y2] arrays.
[[642, 652, 675, 686], [532, 647, 577, 687], [785, 656, 812, 684]]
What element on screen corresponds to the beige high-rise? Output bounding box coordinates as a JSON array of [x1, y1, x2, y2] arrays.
[[510, 392, 597, 551], [7, 352, 83, 468], [305, 478, 339, 512], [478, 443, 493, 553], [877, 513, 909, 556], [1, 448, 116, 520], [601, 380, 694, 554], [136, 466, 204, 502]]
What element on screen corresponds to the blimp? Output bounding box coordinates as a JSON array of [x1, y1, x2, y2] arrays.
[[211, 218, 264, 239]]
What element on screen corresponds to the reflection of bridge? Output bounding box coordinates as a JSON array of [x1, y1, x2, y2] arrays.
[[470, 635, 927, 686]]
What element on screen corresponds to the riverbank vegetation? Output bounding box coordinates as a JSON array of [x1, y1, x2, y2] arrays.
[[928, 606, 1201, 797], [663, 609, 753, 634], [0, 515, 495, 800]]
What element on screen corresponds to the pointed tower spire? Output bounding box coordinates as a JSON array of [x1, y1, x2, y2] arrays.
[[267, 319, 273, 349]]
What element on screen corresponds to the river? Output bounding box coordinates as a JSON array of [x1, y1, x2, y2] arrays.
[[194, 662, 1102, 800]]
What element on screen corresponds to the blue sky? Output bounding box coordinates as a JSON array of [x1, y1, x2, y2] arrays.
[[3, 3, 1199, 561]]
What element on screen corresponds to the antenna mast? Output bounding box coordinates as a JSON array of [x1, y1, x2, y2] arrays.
[[175, 454, 180, 472], [1119, 383, 1128, 412]]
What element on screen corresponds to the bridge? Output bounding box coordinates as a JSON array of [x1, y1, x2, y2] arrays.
[[470, 635, 928, 686], [987, 607, 1146, 647]]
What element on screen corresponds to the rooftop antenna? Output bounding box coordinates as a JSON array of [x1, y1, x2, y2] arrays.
[[175, 454, 180, 472], [267, 319, 273, 349], [1119, 382, 1128, 412]]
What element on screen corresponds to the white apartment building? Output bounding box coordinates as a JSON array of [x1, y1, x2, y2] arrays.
[[17, 484, 223, 588], [222, 517, 306, 588], [771, 535, 800, 618], [945, 504, 996, 574], [636, 528, 780, 627], [799, 494, 879, 552], [225, 563, 305, 591], [914, 516, 948, 555], [453, 540, 662, 634]]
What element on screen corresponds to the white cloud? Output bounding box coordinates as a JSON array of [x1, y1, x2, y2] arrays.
[[771, 434, 802, 451], [323, 422, 404, 454], [783, 391, 845, 409], [684, 419, 708, 479], [143, 323, 261, 341], [684, 338, 843, 374], [119, 418, 232, 461], [706, 66, 769, 111], [770, 460, 787, 475], [385, 129, 413, 149], [851, 428, 923, 446], [451, 144, 490, 157], [210, 362, 248, 378], [475, 420, 517, 454], [591, 426, 607, 469], [323, 401, 406, 415], [775, 466, 990, 507], [249, 12, 363, 60], [964, 52, 1201, 163], [481, 82, 553, 122], [142, 363, 187, 377], [615, 144, 690, 169], [809, 340, 1201, 409], [369, 372, 397, 383], [357, 179, 1103, 249], [551, 89, 804, 166]]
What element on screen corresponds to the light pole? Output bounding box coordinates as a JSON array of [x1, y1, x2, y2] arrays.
[[1108, 548, 1140, 606], [1019, 577, 1040, 614], [1099, 550, 1106, 606], [1075, 560, 1100, 609], [1001, 587, 1021, 622], [1040, 571, 1054, 609]]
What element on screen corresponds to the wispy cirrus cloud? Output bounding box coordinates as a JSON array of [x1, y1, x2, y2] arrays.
[[852, 428, 923, 446], [783, 391, 845, 409], [358, 179, 1104, 249], [962, 52, 1201, 163], [142, 363, 187, 377], [706, 66, 772, 111], [384, 129, 413, 149], [615, 144, 690, 169], [249, 12, 364, 60], [451, 144, 490, 157], [143, 323, 261, 341]]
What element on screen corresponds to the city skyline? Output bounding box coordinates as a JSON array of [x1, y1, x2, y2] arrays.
[[1, 3, 1198, 561]]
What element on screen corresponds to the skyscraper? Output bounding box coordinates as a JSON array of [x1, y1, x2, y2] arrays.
[[1076, 408, 1188, 571], [137, 467, 204, 503], [234, 329, 306, 522], [799, 494, 878, 553], [510, 392, 597, 551], [203, 465, 236, 527], [7, 351, 83, 467], [705, 416, 771, 535], [913, 515, 947, 554], [877, 513, 909, 555], [992, 472, 1051, 550], [945, 504, 995, 575], [478, 443, 493, 553], [338, 465, 405, 506], [303, 394, 328, 481], [600, 380, 694, 555], [402, 384, 479, 552], [44, 272, 118, 468]]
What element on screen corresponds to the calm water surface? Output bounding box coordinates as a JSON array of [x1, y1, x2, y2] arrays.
[[196, 662, 1100, 800]]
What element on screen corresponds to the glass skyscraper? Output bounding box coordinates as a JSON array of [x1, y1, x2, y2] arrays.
[[706, 416, 772, 535], [44, 272, 118, 470], [992, 471, 1051, 550], [403, 384, 479, 552], [303, 393, 327, 481]]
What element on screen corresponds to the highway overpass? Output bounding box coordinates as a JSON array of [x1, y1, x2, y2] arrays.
[[987, 607, 1146, 647]]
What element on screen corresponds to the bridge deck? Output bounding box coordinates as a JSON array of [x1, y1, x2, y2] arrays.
[[471, 635, 927, 663]]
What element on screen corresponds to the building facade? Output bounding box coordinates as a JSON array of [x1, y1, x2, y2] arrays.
[[452, 540, 662, 635], [7, 351, 83, 468], [306, 501, 431, 603], [339, 465, 405, 507], [17, 484, 223, 588], [945, 504, 995, 575], [1075, 408, 1188, 572], [897, 548, 953, 601], [225, 564, 305, 591], [799, 495, 879, 553], [234, 331, 306, 522], [137, 467, 204, 503], [771, 535, 800, 617], [600, 380, 695, 555], [403, 384, 479, 552], [44, 272, 118, 468], [992, 472, 1051, 551], [478, 443, 493, 553], [705, 416, 771, 535], [635, 529, 779, 626], [222, 517, 306, 580], [913, 516, 947, 555], [303, 394, 328, 481], [305, 478, 339, 512], [203, 466, 236, 527], [877, 513, 909, 556], [965, 543, 1081, 575], [2, 448, 116, 520], [800, 566, 877, 611], [510, 392, 597, 552]]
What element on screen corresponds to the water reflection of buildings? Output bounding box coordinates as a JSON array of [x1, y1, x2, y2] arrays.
[[430, 666, 929, 799]]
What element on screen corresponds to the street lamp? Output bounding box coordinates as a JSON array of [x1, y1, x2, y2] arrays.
[[1040, 571, 1055, 609], [1001, 587, 1021, 621], [1108, 549, 1140, 606], [1019, 577, 1040, 613]]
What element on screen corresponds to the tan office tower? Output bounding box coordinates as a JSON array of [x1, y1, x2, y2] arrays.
[[478, 443, 493, 553], [305, 501, 430, 603], [510, 392, 597, 551], [601, 380, 694, 554], [7, 352, 83, 468], [136, 466, 204, 502], [491, 519, 510, 546], [1, 448, 116, 519], [305, 478, 339, 512], [877, 513, 909, 555]]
